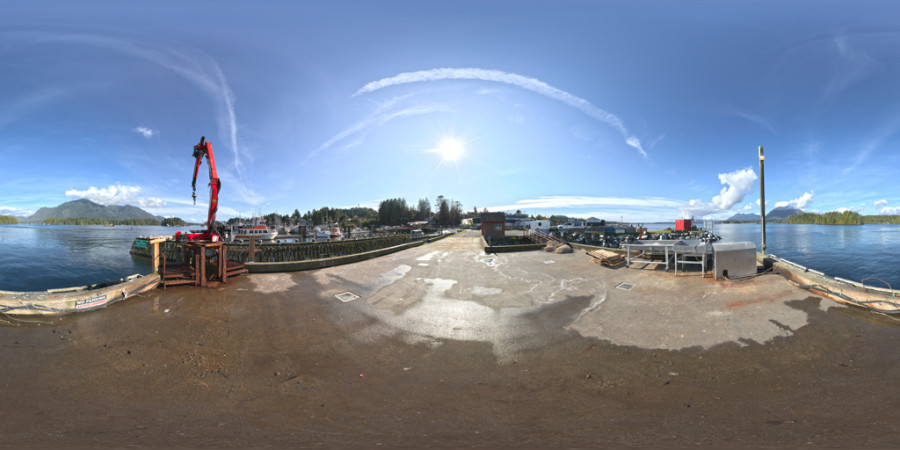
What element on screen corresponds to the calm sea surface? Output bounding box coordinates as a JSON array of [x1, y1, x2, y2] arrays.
[[0, 225, 191, 291], [709, 222, 900, 289], [1, 223, 899, 291]]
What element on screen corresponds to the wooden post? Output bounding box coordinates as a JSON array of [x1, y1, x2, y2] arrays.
[[151, 242, 160, 274], [147, 236, 172, 274], [221, 243, 227, 283]]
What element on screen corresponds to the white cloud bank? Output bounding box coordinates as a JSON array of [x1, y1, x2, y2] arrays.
[[875, 199, 888, 209], [0, 206, 35, 217], [487, 196, 681, 212], [775, 191, 814, 209], [65, 184, 166, 208], [679, 168, 757, 219], [355, 68, 647, 158]]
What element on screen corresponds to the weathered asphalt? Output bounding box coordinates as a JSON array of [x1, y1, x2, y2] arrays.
[[2, 230, 899, 448]]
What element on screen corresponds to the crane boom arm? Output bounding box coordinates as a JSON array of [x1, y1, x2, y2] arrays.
[[180, 136, 222, 242]]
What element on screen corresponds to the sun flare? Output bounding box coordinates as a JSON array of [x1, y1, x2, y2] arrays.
[[434, 138, 464, 161]]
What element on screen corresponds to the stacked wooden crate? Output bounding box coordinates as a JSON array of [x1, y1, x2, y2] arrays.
[[586, 249, 626, 268]]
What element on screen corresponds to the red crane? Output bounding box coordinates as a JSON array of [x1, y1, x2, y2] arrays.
[[176, 136, 222, 242]]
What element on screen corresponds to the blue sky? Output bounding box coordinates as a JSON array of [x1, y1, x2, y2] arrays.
[[3, 0, 900, 223]]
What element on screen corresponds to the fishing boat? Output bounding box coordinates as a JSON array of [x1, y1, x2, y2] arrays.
[[331, 227, 343, 239], [0, 273, 160, 315], [227, 224, 278, 241], [315, 227, 331, 239]]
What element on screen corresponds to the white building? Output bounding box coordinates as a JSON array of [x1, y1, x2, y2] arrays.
[[522, 219, 551, 232]]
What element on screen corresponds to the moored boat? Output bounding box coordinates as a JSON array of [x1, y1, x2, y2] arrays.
[[227, 224, 278, 241], [331, 227, 342, 239], [0, 273, 160, 315]]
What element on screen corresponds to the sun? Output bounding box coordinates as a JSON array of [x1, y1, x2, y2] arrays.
[[434, 138, 464, 161]]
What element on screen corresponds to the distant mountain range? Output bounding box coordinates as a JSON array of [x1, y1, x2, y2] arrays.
[[725, 206, 804, 222], [22, 199, 163, 224]]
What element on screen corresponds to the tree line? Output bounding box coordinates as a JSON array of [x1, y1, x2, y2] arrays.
[[786, 211, 900, 225], [226, 206, 379, 228], [377, 196, 463, 227], [223, 196, 467, 229], [41, 217, 162, 226], [160, 217, 187, 226]]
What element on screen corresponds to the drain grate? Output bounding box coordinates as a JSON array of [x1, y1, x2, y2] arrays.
[[334, 291, 360, 302], [615, 282, 635, 291]]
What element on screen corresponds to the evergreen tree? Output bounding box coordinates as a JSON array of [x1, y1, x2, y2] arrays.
[[438, 198, 450, 226]]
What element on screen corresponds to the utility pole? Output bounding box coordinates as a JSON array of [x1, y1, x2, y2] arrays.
[[759, 146, 767, 255]]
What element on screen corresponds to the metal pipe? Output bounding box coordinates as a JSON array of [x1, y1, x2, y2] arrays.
[[759, 145, 767, 255]]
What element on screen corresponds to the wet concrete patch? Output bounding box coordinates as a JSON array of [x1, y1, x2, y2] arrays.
[[248, 273, 297, 293]]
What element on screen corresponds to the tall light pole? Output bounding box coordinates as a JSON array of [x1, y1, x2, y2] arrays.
[[759, 146, 767, 255]]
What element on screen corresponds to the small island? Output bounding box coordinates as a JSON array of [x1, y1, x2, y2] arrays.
[[786, 211, 900, 225], [726, 209, 900, 225]]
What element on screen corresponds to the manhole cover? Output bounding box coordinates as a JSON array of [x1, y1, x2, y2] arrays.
[[334, 292, 360, 302], [615, 282, 635, 291]]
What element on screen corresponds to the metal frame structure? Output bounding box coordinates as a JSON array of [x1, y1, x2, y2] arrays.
[[624, 240, 713, 277]]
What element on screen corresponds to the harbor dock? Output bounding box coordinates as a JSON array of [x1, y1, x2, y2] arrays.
[[3, 230, 899, 448]]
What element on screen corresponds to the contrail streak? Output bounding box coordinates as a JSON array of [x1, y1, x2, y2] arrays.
[[4, 30, 260, 204], [356, 68, 647, 158]]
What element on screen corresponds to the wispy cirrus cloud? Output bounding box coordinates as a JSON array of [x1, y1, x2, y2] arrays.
[[5, 30, 260, 205], [721, 107, 776, 134], [355, 68, 648, 159], [313, 99, 451, 157], [11, 31, 242, 169], [0, 87, 73, 130]]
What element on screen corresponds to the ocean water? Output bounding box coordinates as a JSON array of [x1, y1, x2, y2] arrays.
[[710, 222, 900, 289], [0, 224, 192, 291], [1, 223, 899, 292]]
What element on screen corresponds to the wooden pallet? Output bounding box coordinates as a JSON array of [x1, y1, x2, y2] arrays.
[[224, 259, 249, 278], [586, 249, 626, 268]]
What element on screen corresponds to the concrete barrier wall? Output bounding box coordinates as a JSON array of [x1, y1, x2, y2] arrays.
[[132, 234, 415, 263], [246, 231, 455, 272], [484, 243, 545, 253], [132, 231, 456, 273], [246, 240, 425, 273]]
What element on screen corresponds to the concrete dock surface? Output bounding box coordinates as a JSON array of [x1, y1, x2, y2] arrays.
[[2, 230, 899, 448]]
